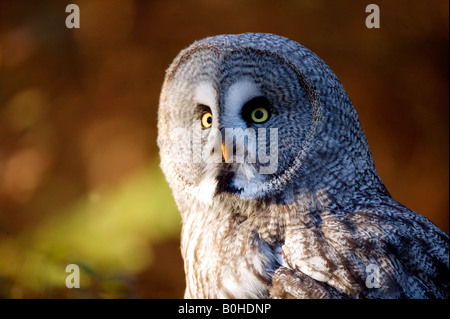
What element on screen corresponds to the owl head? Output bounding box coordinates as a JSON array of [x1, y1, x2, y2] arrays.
[[158, 33, 387, 209]]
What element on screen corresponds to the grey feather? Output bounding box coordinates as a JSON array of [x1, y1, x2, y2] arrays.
[[158, 33, 449, 299]]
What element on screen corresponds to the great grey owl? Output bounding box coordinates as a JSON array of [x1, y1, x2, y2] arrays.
[[157, 33, 449, 299]]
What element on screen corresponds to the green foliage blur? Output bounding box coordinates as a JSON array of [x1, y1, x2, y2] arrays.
[[0, 162, 180, 298]]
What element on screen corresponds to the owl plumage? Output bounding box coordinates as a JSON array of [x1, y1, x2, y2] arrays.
[[157, 33, 449, 299]]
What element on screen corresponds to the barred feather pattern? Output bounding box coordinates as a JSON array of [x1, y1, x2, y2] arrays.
[[179, 189, 448, 298], [158, 33, 449, 299]]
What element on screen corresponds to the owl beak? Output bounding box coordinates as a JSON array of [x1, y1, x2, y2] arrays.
[[222, 142, 231, 163]]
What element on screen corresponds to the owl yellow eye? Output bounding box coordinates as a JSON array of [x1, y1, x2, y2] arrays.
[[242, 97, 272, 124], [250, 107, 269, 123], [201, 112, 213, 128]]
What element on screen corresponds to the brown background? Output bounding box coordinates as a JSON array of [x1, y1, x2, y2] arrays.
[[0, 0, 448, 298]]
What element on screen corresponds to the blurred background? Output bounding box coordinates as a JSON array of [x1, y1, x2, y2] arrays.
[[0, 0, 448, 298]]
